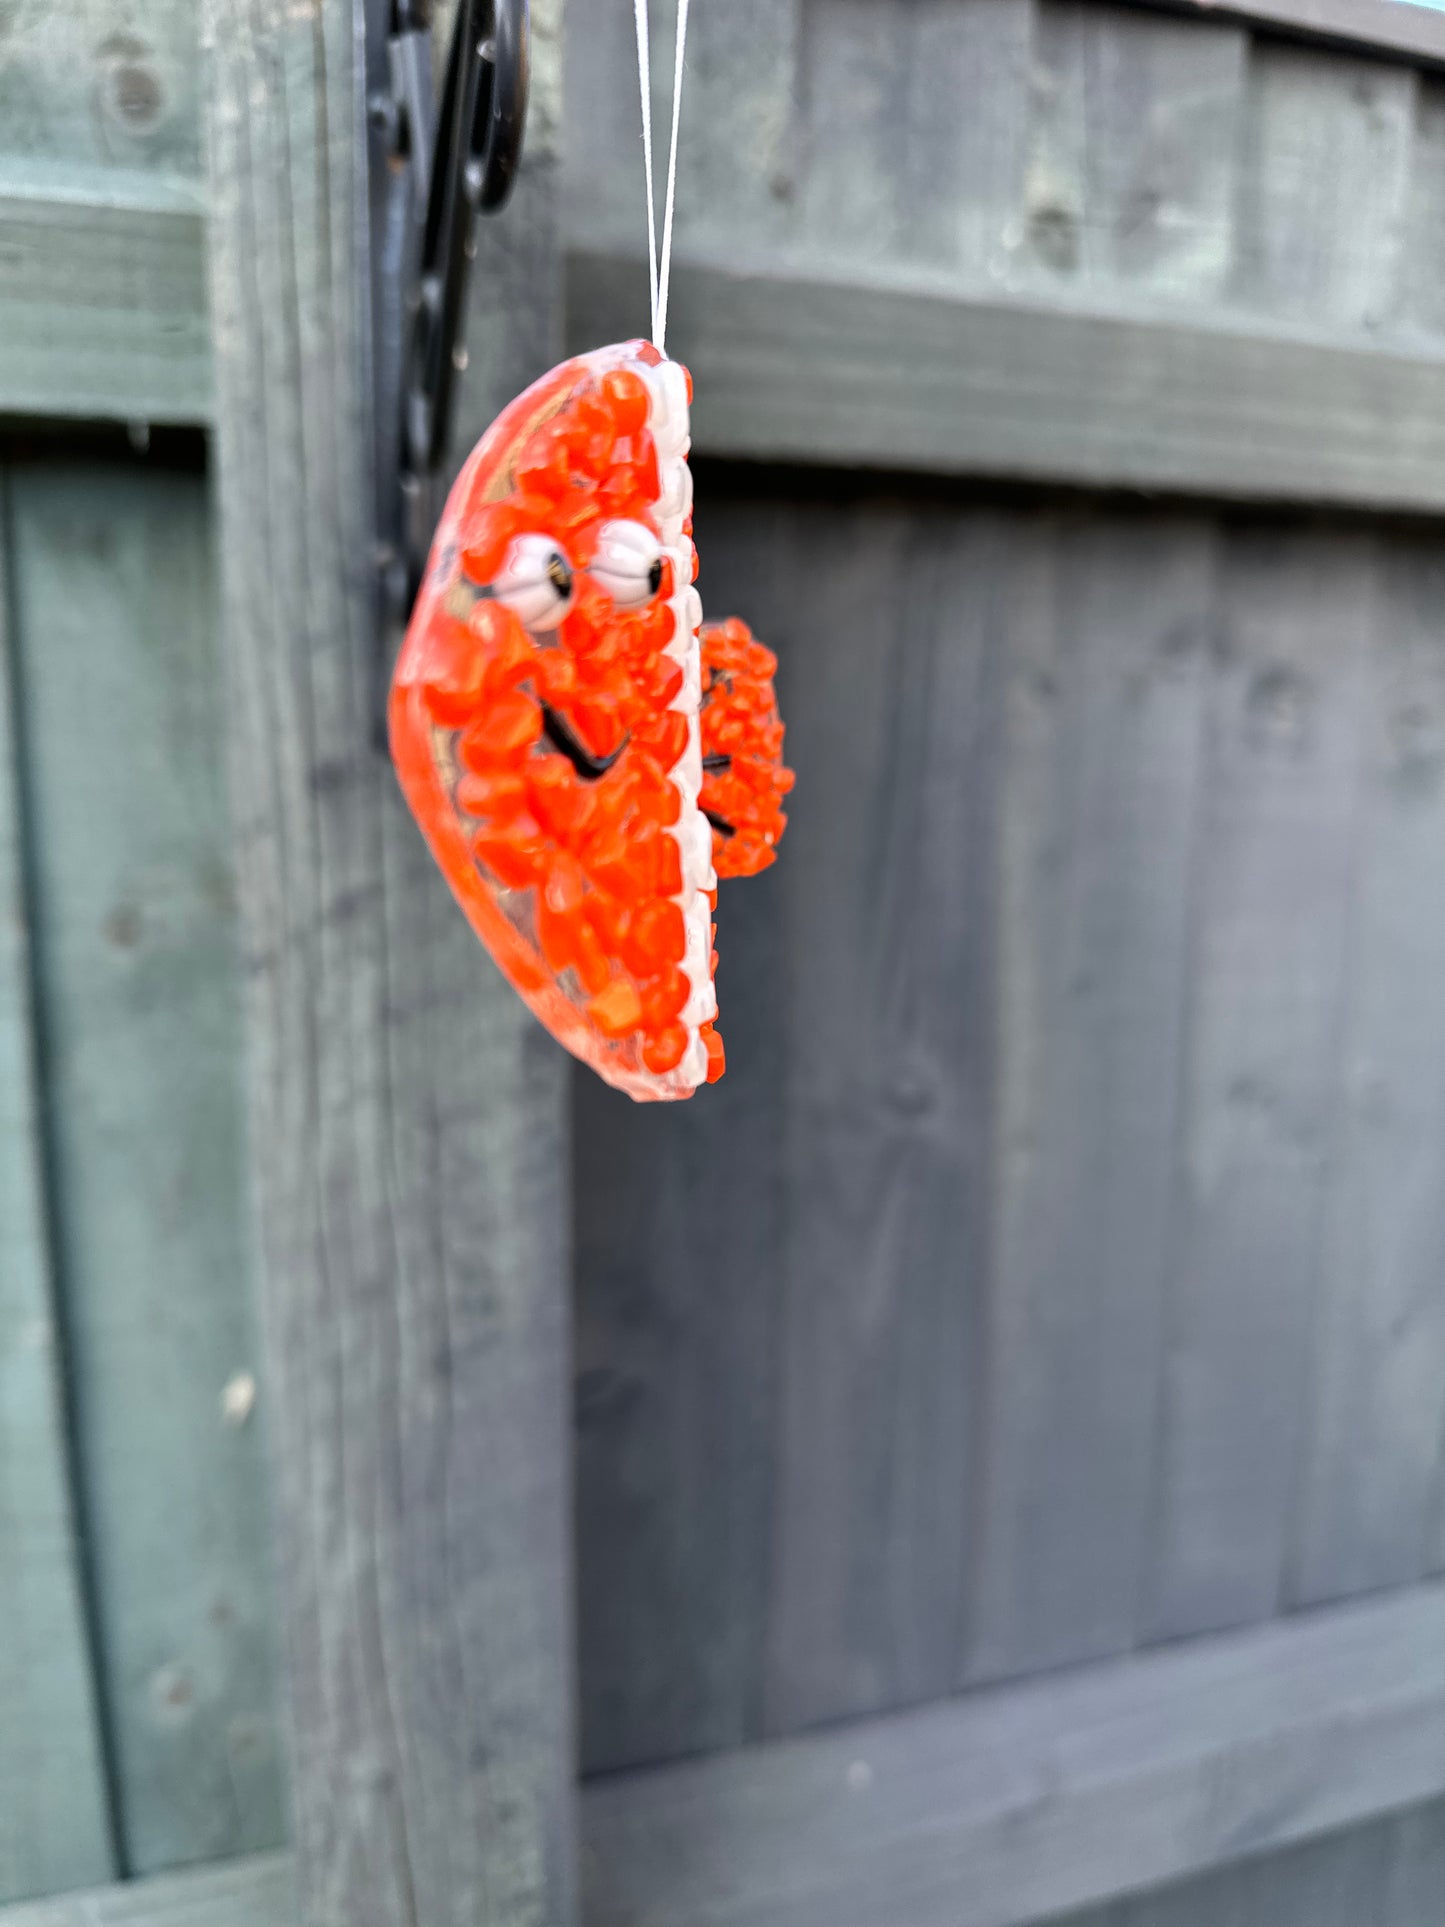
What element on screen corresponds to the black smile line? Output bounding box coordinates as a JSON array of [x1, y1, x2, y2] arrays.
[[542, 704, 628, 780]]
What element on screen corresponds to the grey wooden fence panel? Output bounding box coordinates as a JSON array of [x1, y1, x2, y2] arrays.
[[0, 472, 115, 1903], [1064, 1806, 1412, 1927], [572, 851, 786, 1771], [6, 461, 283, 1875], [563, 0, 1444, 349], [0, 1, 201, 177], [1232, 45, 1416, 331], [1143, 529, 1372, 1641], [576, 483, 1445, 1763], [581, 1579, 1445, 1927], [761, 500, 999, 1735], [1382, 1796, 1445, 1924], [1401, 75, 1445, 336], [0, 1, 209, 426], [963, 520, 1211, 1684], [1289, 538, 1445, 1607], [1063, 1792, 1445, 1927], [0, 1855, 293, 1927], [573, 492, 790, 1772], [1021, 4, 1246, 297], [204, 2, 577, 1923]]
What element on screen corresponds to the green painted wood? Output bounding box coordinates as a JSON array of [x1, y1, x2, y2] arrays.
[[6, 460, 282, 1876], [0, 3, 209, 425], [204, 0, 578, 1921], [0, 1855, 293, 1927], [0, 187, 209, 426], [0, 2, 201, 178], [0, 469, 115, 1901]]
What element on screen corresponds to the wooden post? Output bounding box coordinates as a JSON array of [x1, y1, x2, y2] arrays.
[[202, 4, 576, 1924]]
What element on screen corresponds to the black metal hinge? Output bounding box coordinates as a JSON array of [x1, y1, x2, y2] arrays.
[[369, 0, 530, 634]]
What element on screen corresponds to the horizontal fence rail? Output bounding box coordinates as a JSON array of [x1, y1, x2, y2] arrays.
[[6, 1584, 1445, 1927]]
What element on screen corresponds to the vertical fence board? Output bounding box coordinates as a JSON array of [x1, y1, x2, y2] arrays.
[[0, 1, 201, 178], [1383, 1797, 1445, 1924], [965, 520, 1212, 1683], [760, 497, 999, 1733], [789, 0, 1036, 277], [1233, 45, 1416, 331], [203, 0, 577, 1922], [1401, 76, 1445, 335], [573, 495, 791, 1774], [1291, 541, 1445, 1607], [1022, 4, 1245, 298], [6, 462, 281, 1875], [1146, 530, 1371, 1641], [576, 493, 1445, 1756], [0, 471, 114, 1904]]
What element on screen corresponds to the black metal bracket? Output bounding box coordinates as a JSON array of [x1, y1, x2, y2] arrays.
[[369, 0, 530, 632]]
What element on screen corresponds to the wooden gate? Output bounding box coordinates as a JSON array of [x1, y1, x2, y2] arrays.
[[5, 1, 1445, 1923]]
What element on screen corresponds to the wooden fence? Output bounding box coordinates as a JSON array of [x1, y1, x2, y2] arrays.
[[6, 0, 1445, 1923]]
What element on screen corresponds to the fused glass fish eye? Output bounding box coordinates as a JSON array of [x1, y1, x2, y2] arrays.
[[588, 519, 667, 609], [490, 533, 575, 630]]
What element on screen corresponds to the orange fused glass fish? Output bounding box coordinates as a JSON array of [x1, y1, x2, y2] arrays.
[[389, 340, 792, 1101]]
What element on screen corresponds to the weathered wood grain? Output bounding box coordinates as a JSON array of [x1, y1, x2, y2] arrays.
[[1126, 0, 1445, 71], [1145, 530, 1371, 1640], [1289, 539, 1445, 1607], [0, 188, 209, 426], [564, 0, 805, 268], [0, 2, 209, 425], [0, 1855, 293, 1927], [0, 1, 201, 177], [6, 462, 282, 1875], [573, 497, 791, 1773], [1023, 4, 1245, 298], [203, 0, 577, 1922], [1233, 43, 1416, 331], [577, 486, 1445, 1762], [567, 251, 1445, 511], [6, 1772, 1444, 1927], [581, 1579, 1445, 1927], [760, 497, 999, 1734], [790, 0, 1035, 278], [964, 520, 1212, 1683], [0, 470, 115, 1902], [1084, 1811, 1398, 1927]]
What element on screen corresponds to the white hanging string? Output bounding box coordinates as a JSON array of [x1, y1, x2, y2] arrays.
[[632, 0, 692, 355]]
